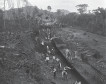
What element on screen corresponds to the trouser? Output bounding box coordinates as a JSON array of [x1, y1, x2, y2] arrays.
[[54, 72, 56, 79], [46, 60, 49, 65], [62, 72, 67, 80], [64, 74, 67, 80]]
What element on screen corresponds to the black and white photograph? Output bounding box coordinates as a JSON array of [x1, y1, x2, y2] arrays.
[[0, 0, 106, 84]]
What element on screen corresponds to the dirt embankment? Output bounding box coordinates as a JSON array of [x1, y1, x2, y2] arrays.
[[54, 27, 106, 84], [0, 31, 53, 84], [61, 27, 106, 58]]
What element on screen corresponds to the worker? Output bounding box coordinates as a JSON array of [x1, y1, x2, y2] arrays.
[[47, 46, 51, 54], [74, 51, 81, 60], [57, 62, 62, 72], [65, 49, 70, 58], [56, 58, 60, 69], [56, 58, 60, 62], [74, 51, 78, 58], [53, 56, 57, 66], [74, 81, 81, 84], [62, 68, 68, 80], [78, 81, 81, 84], [53, 56, 56, 60], [62, 66, 72, 80], [45, 56, 50, 65], [51, 48, 55, 55], [59, 62, 62, 69], [53, 68, 57, 79], [41, 41, 44, 45]]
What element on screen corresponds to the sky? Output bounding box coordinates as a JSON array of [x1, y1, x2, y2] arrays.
[[0, 0, 106, 12], [28, 0, 106, 12]]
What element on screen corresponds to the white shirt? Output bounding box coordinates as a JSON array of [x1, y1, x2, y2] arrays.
[[47, 46, 49, 49], [65, 49, 70, 57], [53, 68, 56, 72], [75, 81, 81, 84], [52, 49, 54, 51], [53, 56, 56, 60], [78, 82, 81, 84], [45, 57, 49, 61], [56, 58, 60, 62], [47, 46, 51, 53], [66, 49, 69, 53], [62, 70, 67, 77], [64, 67, 67, 71], [64, 66, 71, 70], [41, 41, 44, 45], [0, 46, 5, 48], [74, 51, 78, 58], [59, 63, 62, 68]]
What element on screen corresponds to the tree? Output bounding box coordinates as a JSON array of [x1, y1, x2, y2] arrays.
[[93, 7, 106, 35], [76, 4, 88, 14], [56, 9, 65, 16], [32, 6, 39, 18], [47, 6, 51, 12]]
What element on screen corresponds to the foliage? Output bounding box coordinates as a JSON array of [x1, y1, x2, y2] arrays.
[[47, 6, 52, 12], [76, 4, 88, 14], [0, 5, 105, 36], [57, 7, 106, 36]]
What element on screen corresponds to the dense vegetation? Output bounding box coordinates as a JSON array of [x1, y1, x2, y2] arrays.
[[57, 7, 106, 36], [0, 4, 106, 84], [0, 5, 106, 36]]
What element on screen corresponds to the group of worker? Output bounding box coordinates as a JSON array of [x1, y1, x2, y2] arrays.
[[43, 43, 71, 80], [65, 48, 82, 61], [45, 54, 71, 80], [41, 40, 81, 84]]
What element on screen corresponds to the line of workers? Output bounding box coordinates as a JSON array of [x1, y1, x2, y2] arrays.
[[41, 40, 81, 84]]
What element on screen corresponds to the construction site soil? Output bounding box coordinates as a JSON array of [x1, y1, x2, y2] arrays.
[[0, 27, 106, 84]]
